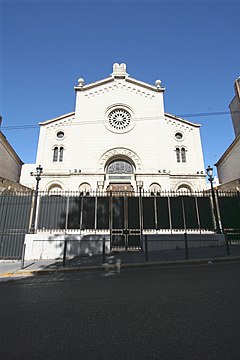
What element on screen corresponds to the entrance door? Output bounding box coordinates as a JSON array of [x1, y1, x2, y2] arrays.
[[110, 194, 142, 251], [107, 183, 134, 194]]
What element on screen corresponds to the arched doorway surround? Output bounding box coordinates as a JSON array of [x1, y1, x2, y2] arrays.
[[105, 157, 135, 193], [98, 147, 142, 172], [99, 148, 142, 192]]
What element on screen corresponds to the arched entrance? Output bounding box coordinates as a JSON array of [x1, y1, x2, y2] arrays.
[[106, 158, 135, 193], [105, 159, 140, 249]]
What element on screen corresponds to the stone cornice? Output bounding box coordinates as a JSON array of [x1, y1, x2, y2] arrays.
[[74, 77, 114, 91], [165, 113, 201, 128], [74, 76, 164, 93], [126, 77, 165, 92], [39, 112, 75, 126], [170, 173, 206, 178]]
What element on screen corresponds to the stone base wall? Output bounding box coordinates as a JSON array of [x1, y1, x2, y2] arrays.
[[24, 232, 225, 260]]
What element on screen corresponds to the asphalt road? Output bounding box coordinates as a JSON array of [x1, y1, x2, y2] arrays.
[[0, 262, 240, 360]]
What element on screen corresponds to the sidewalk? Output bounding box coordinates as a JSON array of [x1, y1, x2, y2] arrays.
[[1, 245, 240, 277]]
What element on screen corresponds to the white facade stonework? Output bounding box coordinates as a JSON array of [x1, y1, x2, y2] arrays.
[[21, 64, 206, 191]]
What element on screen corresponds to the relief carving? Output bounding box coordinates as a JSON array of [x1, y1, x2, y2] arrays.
[[99, 147, 142, 171], [84, 83, 155, 99]]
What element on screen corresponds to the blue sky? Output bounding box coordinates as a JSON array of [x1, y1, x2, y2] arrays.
[[0, 0, 239, 177]]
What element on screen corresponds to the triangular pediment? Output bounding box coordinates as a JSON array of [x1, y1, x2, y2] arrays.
[[74, 63, 165, 94], [74, 76, 165, 93], [165, 113, 201, 128]]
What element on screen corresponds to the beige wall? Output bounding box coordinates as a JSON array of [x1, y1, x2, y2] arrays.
[[229, 78, 240, 137], [216, 78, 240, 189], [216, 136, 240, 186], [0, 132, 23, 183], [230, 96, 240, 137]]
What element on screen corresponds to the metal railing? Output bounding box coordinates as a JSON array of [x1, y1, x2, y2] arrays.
[[1, 190, 240, 259]]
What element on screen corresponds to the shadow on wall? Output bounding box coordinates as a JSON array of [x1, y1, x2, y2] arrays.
[[47, 234, 110, 259]]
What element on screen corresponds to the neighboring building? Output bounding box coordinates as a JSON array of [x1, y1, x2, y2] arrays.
[[0, 117, 28, 193], [215, 77, 240, 191], [21, 63, 206, 192], [229, 77, 240, 137]]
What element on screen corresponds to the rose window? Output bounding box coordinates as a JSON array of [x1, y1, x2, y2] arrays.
[[108, 109, 131, 130]]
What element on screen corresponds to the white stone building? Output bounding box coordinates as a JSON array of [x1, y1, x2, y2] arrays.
[[21, 63, 206, 192]]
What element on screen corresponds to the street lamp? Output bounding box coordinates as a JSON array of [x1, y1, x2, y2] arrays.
[[30, 165, 43, 233], [206, 165, 221, 233]]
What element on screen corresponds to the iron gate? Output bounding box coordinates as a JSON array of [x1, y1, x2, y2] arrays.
[[110, 196, 142, 250]]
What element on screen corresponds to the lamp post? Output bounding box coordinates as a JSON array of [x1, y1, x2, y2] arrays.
[[30, 165, 43, 233], [206, 165, 221, 233]]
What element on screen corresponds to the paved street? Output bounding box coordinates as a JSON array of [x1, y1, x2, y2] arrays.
[[1, 262, 240, 360]]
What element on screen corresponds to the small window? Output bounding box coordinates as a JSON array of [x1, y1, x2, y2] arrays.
[[175, 132, 183, 140], [79, 183, 91, 193], [48, 184, 63, 195], [149, 183, 161, 194], [176, 148, 180, 162], [57, 131, 65, 139], [53, 147, 58, 162], [181, 148, 186, 162], [177, 185, 192, 193], [59, 147, 64, 162]]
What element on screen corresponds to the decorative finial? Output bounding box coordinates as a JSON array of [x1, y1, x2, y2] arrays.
[[111, 63, 129, 77], [78, 77, 84, 87], [155, 79, 162, 90]]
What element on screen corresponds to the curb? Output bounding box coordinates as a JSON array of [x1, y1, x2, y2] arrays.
[[1, 256, 240, 278]]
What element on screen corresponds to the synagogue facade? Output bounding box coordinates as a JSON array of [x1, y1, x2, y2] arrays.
[[21, 63, 206, 192]]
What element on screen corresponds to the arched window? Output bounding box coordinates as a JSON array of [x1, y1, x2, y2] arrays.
[[48, 184, 63, 195], [149, 183, 161, 194], [176, 147, 187, 163], [181, 148, 186, 162], [176, 148, 180, 163], [59, 147, 64, 162], [79, 183, 91, 194], [177, 184, 192, 193], [53, 146, 64, 162], [53, 147, 58, 162], [107, 159, 133, 174]]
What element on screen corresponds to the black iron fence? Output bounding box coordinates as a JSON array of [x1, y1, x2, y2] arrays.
[[0, 193, 32, 259], [0, 190, 240, 259], [36, 190, 217, 232]]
